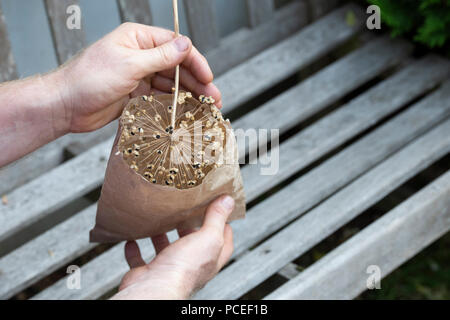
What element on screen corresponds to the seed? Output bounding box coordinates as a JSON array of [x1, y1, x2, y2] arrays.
[[147, 164, 154, 170], [186, 92, 192, 98], [157, 149, 162, 154], [153, 132, 161, 139], [138, 127, 144, 135], [192, 162, 201, 169], [130, 164, 138, 171], [127, 147, 133, 154], [187, 180, 197, 186], [133, 150, 140, 157], [155, 114, 161, 121], [151, 178, 157, 183], [169, 168, 179, 174], [144, 172, 153, 178], [199, 95, 206, 103], [167, 174, 175, 181], [185, 111, 193, 119], [142, 95, 148, 101], [133, 144, 140, 151]]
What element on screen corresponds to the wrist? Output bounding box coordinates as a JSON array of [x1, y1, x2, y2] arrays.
[[41, 67, 73, 138]]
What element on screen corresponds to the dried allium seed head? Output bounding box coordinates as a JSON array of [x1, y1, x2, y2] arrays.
[[118, 92, 229, 189]]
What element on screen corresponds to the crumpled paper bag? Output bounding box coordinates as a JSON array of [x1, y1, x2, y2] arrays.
[[90, 93, 246, 243]]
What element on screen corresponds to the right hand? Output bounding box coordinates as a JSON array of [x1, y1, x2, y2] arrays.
[[112, 195, 235, 300]]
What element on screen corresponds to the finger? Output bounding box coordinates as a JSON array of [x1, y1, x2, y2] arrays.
[[130, 78, 151, 98], [217, 224, 234, 269], [202, 195, 235, 234], [131, 36, 192, 78], [124, 241, 146, 269], [151, 75, 188, 93], [151, 233, 170, 254], [113, 24, 213, 83], [153, 70, 222, 107], [177, 227, 198, 238]]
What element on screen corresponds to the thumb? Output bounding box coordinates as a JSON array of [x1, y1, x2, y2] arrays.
[[133, 36, 192, 77]]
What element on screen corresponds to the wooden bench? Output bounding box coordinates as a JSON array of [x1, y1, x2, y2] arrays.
[[0, 0, 449, 300]]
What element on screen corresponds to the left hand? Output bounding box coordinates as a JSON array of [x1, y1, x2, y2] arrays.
[[51, 22, 222, 134]]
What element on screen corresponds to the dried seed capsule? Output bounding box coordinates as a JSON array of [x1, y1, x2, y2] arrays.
[[169, 168, 179, 174], [151, 178, 157, 183], [187, 180, 197, 186], [126, 147, 133, 154], [130, 164, 138, 171], [144, 172, 153, 179], [192, 162, 201, 169], [204, 134, 212, 141], [167, 174, 175, 181], [133, 150, 140, 157], [186, 92, 192, 98], [133, 144, 140, 151], [153, 132, 161, 139], [155, 114, 161, 121], [138, 127, 144, 135], [199, 95, 206, 103], [147, 164, 155, 170], [185, 111, 193, 119], [142, 95, 148, 101], [156, 149, 162, 155]]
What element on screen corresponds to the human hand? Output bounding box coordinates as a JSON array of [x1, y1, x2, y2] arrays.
[[111, 195, 235, 300], [51, 22, 222, 134]]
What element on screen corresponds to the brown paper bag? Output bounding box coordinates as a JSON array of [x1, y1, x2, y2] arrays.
[[90, 93, 246, 243]]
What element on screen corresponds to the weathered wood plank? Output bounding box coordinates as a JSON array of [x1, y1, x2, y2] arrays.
[[235, 36, 412, 160], [0, 204, 97, 299], [267, 168, 450, 300], [0, 138, 113, 243], [45, 0, 86, 64], [0, 123, 116, 195], [195, 116, 450, 299], [117, 0, 152, 25], [309, 0, 340, 20], [216, 4, 365, 112], [32, 80, 450, 300], [241, 55, 450, 201], [246, 0, 274, 27], [183, 0, 220, 52], [206, 0, 308, 75], [0, 6, 18, 82]]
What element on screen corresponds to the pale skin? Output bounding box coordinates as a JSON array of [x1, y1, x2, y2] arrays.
[[0, 23, 233, 299]]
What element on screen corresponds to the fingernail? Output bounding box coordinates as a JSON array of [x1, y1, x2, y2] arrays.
[[220, 196, 234, 210], [175, 36, 190, 52]]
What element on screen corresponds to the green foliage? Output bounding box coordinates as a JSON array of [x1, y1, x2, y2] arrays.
[[367, 0, 450, 49]]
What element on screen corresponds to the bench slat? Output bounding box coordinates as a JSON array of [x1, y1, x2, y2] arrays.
[[246, 0, 274, 27], [117, 0, 153, 25], [0, 139, 113, 243], [0, 205, 97, 299], [196, 115, 450, 299], [206, 1, 307, 75], [241, 55, 450, 200], [32, 78, 450, 300], [0, 4, 353, 195], [183, 0, 219, 52], [0, 6, 17, 82], [216, 4, 365, 112], [45, 0, 86, 64], [235, 36, 412, 160], [266, 167, 450, 300]]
